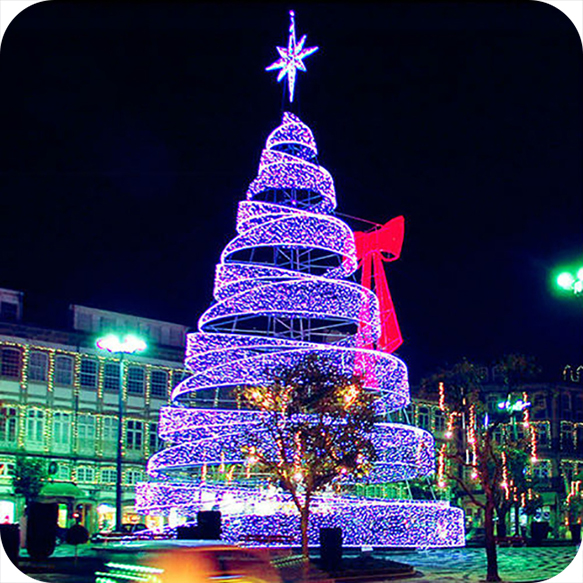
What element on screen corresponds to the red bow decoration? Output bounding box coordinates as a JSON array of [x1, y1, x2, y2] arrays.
[[354, 216, 405, 354]]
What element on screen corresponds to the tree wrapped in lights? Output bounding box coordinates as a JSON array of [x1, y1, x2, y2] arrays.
[[236, 355, 377, 556], [423, 355, 540, 583], [136, 111, 464, 548]]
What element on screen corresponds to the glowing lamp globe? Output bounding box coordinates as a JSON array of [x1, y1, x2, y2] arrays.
[[557, 272, 575, 290], [96, 333, 147, 354]]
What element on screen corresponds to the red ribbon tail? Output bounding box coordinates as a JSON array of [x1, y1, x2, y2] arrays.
[[373, 253, 403, 353]]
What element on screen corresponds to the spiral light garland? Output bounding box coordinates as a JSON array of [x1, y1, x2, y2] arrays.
[[136, 112, 465, 547]]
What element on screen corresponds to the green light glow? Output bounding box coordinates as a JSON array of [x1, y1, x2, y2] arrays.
[[106, 563, 164, 575], [96, 334, 147, 354], [577, 267, 583, 281]]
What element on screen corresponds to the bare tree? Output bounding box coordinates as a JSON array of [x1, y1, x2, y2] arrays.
[[236, 354, 377, 557], [422, 355, 539, 582]]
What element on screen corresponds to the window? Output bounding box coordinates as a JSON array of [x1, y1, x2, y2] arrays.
[[1, 347, 21, 378], [149, 422, 163, 453], [101, 468, 116, 483], [492, 365, 505, 383], [54, 356, 73, 385], [476, 367, 489, 382], [561, 393, 572, 411], [52, 412, 71, 448], [0, 301, 18, 321], [26, 409, 45, 445], [0, 462, 15, 477], [0, 407, 18, 444], [76, 466, 94, 483], [127, 366, 145, 395], [150, 370, 168, 399], [126, 420, 143, 451], [417, 407, 430, 430], [576, 426, 583, 453], [575, 395, 583, 422], [125, 469, 143, 485], [28, 351, 49, 382], [535, 423, 549, 447], [76, 313, 93, 331], [533, 460, 551, 480], [434, 410, 445, 433], [103, 362, 120, 392], [79, 358, 98, 388], [102, 417, 118, 452], [403, 404, 414, 423], [172, 371, 187, 388], [56, 465, 71, 481], [77, 415, 95, 452], [514, 425, 526, 441], [149, 326, 160, 343], [169, 328, 182, 346], [561, 423, 574, 451], [561, 462, 574, 483], [561, 393, 572, 420], [100, 317, 116, 332], [486, 395, 500, 413], [533, 393, 547, 420]]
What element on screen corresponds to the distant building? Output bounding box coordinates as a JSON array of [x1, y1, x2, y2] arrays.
[[407, 365, 583, 539], [0, 288, 190, 532]]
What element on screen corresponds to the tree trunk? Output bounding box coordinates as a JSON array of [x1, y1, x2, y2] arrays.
[[484, 501, 501, 582], [496, 507, 507, 538], [300, 503, 310, 558]]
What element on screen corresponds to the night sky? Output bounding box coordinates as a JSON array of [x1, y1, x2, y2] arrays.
[[0, 2, 581, 382]]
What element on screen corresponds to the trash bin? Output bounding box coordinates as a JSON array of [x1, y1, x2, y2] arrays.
[[27, 502, 58, 560], [320, 527, 342, 572], [0, 524, 20, 567], [531, 521, 549, 544], [570, 524, 582, 545], [197, 511, 221, 540]]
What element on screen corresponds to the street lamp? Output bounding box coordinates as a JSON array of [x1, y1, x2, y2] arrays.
[[96, 333, 147, 532], [555, 266, 583, 297]]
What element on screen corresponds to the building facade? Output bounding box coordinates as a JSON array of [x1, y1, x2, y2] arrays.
[[0, 288, 189, 533]]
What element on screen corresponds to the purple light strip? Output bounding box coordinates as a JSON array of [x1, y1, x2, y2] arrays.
[[148, 410, 434, 483], [265, 112, 318, 155], [177, 339, 410, 413], [135, 482, 465, 548]]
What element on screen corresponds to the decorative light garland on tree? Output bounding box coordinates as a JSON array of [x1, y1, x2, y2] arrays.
[[501, 451, 510, 500], [438, 381, 446, 411]]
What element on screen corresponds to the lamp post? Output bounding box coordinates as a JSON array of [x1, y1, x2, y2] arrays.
[[96, 333, 147, 532], [555, 266, 583, 297]]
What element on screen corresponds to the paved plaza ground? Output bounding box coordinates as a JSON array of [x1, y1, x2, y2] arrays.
[[1, 543, 582, 583], [382, 546, 583, 583]]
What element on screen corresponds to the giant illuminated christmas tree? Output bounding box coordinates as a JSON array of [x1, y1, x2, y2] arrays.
[[137, 11, 465, 547]]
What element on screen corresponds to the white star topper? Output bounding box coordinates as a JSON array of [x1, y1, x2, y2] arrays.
[[266, 10, 319, 103]]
